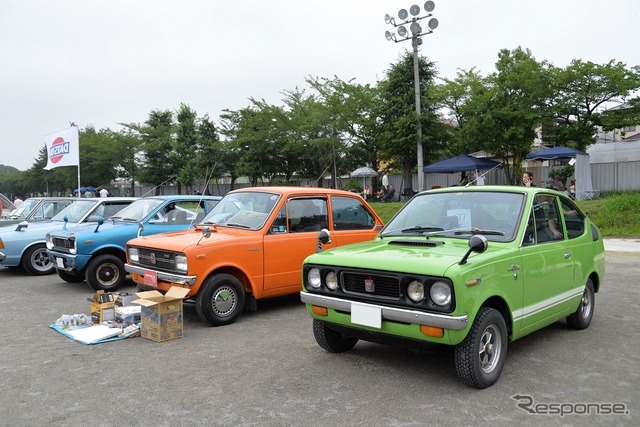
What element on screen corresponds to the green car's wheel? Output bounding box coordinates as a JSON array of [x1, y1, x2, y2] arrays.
[[566, 279, 595, 329], [313, 319, 358, 353], [454, 307, 508, 389]]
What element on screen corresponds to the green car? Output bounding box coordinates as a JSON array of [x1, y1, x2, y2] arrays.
[[300, 186, 605, 389]]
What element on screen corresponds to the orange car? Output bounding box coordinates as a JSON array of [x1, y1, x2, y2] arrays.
[[125, 187, 384, 326]]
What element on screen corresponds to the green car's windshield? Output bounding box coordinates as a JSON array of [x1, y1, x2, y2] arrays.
[[201, 191, 280, 230], [381, 191, 525, 242]]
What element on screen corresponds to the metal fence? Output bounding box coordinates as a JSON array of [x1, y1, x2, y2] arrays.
[[111, 159, 639, 199]]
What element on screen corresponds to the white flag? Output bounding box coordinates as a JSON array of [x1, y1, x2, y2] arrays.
[[44, 127, 80, 170]]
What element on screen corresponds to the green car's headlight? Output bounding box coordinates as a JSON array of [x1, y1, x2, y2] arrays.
[[325, 271, 338, 290], [407, 280, 425, 302], [308, 268, 321, 289], [430, 281, 452, 306]]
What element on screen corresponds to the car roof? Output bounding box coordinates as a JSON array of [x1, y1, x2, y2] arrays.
[[227, 186, 362, 197], [423, 185, 566, 196], [138, 194, 222, 200], [80, 197, 139, 202]]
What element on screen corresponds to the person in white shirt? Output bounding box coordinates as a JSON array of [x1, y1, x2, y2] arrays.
[[381, 170, 389, 190], [99, 188, 109, 197], [13, 196, 23, 207]]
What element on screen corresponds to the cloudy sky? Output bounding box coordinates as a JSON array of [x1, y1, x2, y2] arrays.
[[1, 0, 639, 171]]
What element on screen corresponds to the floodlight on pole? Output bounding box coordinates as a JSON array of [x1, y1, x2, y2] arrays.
[[384, 1, 439, 192]]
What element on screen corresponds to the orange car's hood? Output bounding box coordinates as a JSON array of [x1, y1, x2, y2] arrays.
[[129, 226, 257, 252]]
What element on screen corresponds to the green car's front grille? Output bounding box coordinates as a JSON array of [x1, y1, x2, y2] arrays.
[[341, 272, 400, 299]]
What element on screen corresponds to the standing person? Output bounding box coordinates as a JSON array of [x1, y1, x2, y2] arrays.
[[99, 187, 109, 197], [381, 170, 389, 191], [521, 171, 536, 187], [13, 196, 23, 207], [382, 184, 396, 202]]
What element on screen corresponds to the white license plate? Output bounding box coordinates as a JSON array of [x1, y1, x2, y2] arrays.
[[351, 303, 381, 329], [56, 257, 65, 269], [143, 269, 158, 287]]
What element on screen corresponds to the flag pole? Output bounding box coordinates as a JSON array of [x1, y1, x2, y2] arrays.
[[77, 165, 81, 199]]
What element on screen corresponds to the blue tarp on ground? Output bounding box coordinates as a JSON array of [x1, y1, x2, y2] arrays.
[[526, 147, 587, 160], [423, 155, 502, 173]]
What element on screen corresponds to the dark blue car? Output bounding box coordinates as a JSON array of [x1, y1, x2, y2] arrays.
[[46, 195, 221, 291]]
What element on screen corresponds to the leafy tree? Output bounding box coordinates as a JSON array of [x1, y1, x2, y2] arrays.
[[378, 51, 445, 191], [432, 68, 487, 156], [547, 60, 640, 149], [77, 126, 121, 189], [460, 47, 553, 184], [307, 76, 385, 188], [112, 127, 143, 196], [174, 103, 200, 193], [195, 115, 223, 194], [135, 110, 176, 195]]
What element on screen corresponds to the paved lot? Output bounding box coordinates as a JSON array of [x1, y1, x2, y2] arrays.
[[0, 251, 638, 426]]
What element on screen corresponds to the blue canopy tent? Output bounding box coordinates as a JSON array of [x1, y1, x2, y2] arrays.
[[423, 155, 502, 173], [525, 146, 587, 160], [73, 186, 97, 195]]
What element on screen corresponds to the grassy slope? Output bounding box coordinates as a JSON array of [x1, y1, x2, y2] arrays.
[[370, 191, 640, 238]]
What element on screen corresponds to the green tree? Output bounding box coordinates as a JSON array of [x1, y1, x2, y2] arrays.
[[378, 51, 445, 191], [135, 110, 176, 195], [432, 68, 487, 156], [547, 60, 640, 149], [460, 47, 553, 184]]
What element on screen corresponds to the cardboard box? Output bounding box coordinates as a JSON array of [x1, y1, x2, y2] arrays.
[[88, 291, 117, 324], [132, 287, 190, 342]]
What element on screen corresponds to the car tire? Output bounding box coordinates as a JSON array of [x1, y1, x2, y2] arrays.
[[454, 307, 508, 389], [566, 279, 595, 330], [57, 269, 85, 283], [313, 319, 358, 353], [196, 274, 245, 326], [85, 254, 126, 291], [22, 244, 54, 275]]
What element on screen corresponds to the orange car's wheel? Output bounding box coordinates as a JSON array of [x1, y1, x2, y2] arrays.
[[196, 274, 245, 326]]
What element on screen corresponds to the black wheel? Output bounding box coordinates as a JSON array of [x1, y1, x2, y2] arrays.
[[195, 274, 245, 326], [57, 269, 85, 283], [566, 279, 595, 329], [22, 244, 54, 275], [454, 307, 508, 389], [312, 319, 358, 353], [85, 254, 126, 291]]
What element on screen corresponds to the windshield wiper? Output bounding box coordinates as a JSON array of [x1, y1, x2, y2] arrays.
[[454, 227, 505, 236], [225, 222, 252, 229], [110, 216, 139, 222], [380, 226, 443, 238]]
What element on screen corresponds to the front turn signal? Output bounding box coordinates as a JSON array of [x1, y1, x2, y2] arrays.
[[312, 305, 328, 316], [420, 325, 444, 338]]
